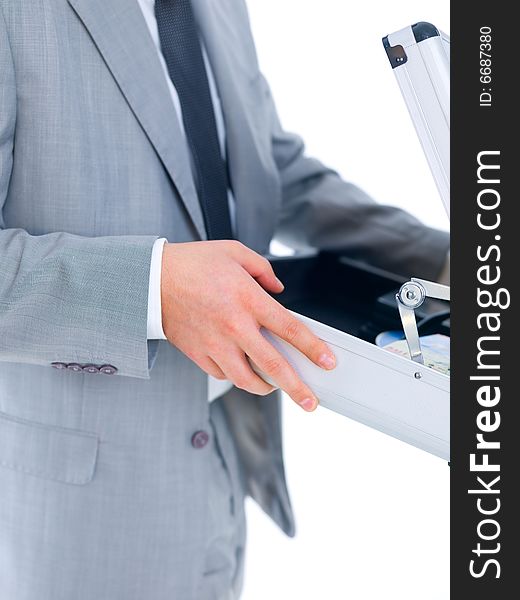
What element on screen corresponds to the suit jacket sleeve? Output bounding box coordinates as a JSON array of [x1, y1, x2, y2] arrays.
[[0, 10, 156, 379], [261, 74, 449, 280]]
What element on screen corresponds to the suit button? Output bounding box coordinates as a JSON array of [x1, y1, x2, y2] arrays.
[[67, 363, 83, 373], [51, 362, 68, 370], [191, 430, 210, 449], [82, 364, 99, 374], [99, 364, 118, 375]]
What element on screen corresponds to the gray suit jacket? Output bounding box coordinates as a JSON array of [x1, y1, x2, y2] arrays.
[[0, 0, 449, 597]]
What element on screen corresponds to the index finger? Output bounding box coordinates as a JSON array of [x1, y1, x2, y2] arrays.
[[258, 300, 336, 370]]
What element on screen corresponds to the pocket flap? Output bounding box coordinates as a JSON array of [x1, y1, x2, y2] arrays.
[[0, 411, 99, 485]]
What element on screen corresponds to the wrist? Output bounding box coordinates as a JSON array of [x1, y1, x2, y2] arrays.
[[160, 242, 175, 338]]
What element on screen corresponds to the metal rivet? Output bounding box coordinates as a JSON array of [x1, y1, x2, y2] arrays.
[[414, 372, 422, 380]]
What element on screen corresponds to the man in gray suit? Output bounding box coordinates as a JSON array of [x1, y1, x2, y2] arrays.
[[0, 0, 449, 598]]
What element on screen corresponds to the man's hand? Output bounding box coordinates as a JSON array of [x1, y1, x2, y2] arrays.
[[161, 241, 336, 411]]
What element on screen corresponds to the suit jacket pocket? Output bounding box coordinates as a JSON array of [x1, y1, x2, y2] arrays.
[[0, 411, 99, 485]]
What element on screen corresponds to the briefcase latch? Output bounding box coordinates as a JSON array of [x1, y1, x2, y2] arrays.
[[396, 278, 450, 364]]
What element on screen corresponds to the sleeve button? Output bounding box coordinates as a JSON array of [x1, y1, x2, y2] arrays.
[[51, 362, 68, 370], [67, 363, 83, 373], [99, 365, 118, 375], [82, 364, 100, 374]]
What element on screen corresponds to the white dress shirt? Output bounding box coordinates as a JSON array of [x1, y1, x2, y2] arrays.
[[140, 0, 233, 400]]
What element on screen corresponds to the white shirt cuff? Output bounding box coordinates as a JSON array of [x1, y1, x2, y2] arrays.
[[147, 238, 168, 340]]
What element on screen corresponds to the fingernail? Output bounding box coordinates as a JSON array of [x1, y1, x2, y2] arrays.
[[300, 397, 318, 411], [275, 277, 285, 290], [319, 353, 336, 370]]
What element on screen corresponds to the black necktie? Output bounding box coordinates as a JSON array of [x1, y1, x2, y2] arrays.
[[155, 0, 233, 240]]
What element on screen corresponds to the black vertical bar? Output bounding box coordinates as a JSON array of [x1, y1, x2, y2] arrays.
[[451, 3, 517, 597]]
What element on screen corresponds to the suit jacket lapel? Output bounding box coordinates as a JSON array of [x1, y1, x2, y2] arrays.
[[67, 0, 207, 239]]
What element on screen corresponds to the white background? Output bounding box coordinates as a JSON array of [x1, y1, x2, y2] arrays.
[[242, 2, 450, 599]]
